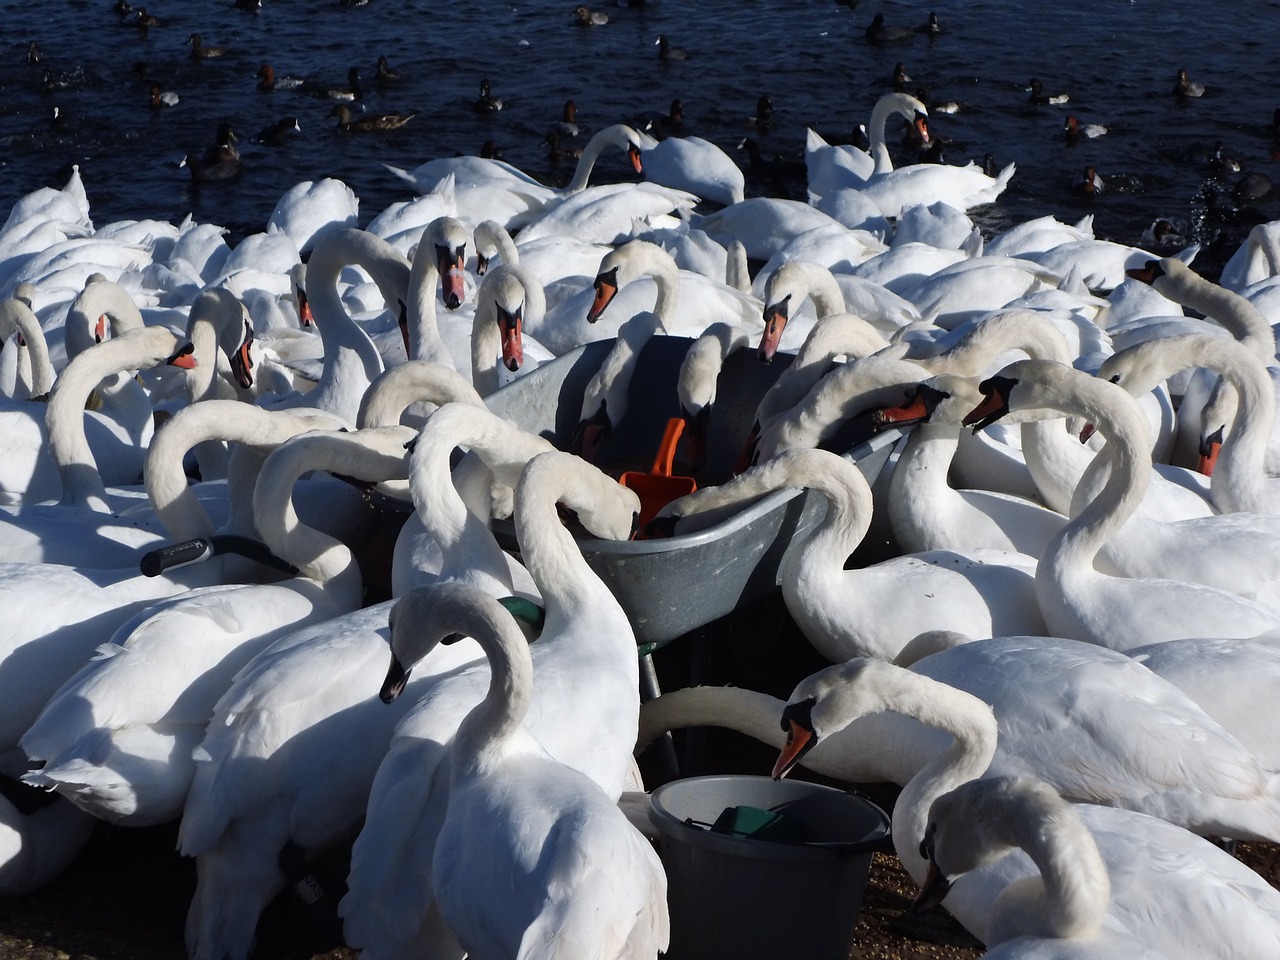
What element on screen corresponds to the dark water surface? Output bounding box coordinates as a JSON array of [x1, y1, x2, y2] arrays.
[[3, 0, 1280, 278]]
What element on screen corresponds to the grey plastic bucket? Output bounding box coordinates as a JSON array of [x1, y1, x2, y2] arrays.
[[648, 775, 891, 960]]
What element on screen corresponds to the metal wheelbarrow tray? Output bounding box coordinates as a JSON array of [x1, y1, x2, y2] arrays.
[[482, 335, 905, 648]]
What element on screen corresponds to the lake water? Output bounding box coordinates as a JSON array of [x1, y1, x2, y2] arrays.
[[2, 0, 1279, 279]]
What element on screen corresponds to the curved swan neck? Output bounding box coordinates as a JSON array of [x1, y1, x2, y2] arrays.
[[473, 220, 519, 269], [766, 261, 846, 319], [795, 659, 997, 881], [562, 123, 641, 194], [395, 586, 533, 779], [1153, 259, 1275, 360], [458, 599, 533, 776], [184, 288, 247, 403], [948, 779, 1111, 942], [303, 228, 406, 422], [637, 686, 787, 753], [1009, 362, 1151, 565], [869, 93, 927, 176], [921, 310, 1073, 377], [604, 239, 680, 321], [64, 278, 145, 362], [411, 403, 553, 563], [48, 328, 189, 512], [145, 400, 342, 541], [1101, 333, 1274, 513], [678, 322, 750, 415], [252, 426, 412, 593], [513, 452, 634, 620], [357, 360, 482, 429], [0, 298, 54, 396]]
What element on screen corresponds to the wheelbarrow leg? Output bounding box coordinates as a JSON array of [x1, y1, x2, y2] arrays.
[[639, 652, 682, 782]]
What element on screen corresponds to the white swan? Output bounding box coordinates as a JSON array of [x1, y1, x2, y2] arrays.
[[646, 631, 1280, 842], [964, 359, 1280, 647], [773, 659, 1280, 960], [513, 179, 699, 248], [677, 321, 751, 470], [20, 406, 370, 826], [871, 375, 1068, 557], [804, 93, 930, 197], [694, 197, 852, 262], [860, 155, 1017, 221], [874, 366, 1275, 601], [398, 216, 471, 369], [387, 582, 669, 960], [1125, 257, 1280, 474], [468, 264, 554, 396], [268, 227, 407, 426], [918, 776, 1279, 960], [572, 311, 667, 463], [0, 788, 97, 896], [756, 258, 847, 361], [1128, 635, 1280, 773], [341, 447, 641, 960], [655, 447, 1045, 662], [0, 278, 157, 504], [751, 354, 931, 462], [177, 423, 487, 960], [641, 133, 745, 205], [386, 123, 651, 233], [0, 331, 279, 777], [388, 395, 544, 600], [471, 218, 610, 297]]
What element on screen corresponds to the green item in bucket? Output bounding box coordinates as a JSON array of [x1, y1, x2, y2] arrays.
[[711, 805, 811, 844]]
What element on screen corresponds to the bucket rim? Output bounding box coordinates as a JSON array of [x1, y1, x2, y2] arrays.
[[648, 774, 891, 858]]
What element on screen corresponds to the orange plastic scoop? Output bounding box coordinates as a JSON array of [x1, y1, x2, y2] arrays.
[[621, 417, 697, 536]]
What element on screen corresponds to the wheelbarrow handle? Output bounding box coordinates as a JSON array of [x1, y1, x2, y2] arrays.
[[651, 416, 686, 478]]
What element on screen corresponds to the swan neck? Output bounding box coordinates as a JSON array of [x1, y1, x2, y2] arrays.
[[638, 686, 786, 752], [1048, 381, 1150, 566], [406, 244, 451, 366], [513, 457, 616, 617], [303, 230, 403, 422], [0, 300, 54, 395], [1164, 267, 1274, 359], [49, 333, 173, 512], [986, 798, 1111, 941], [868, 96, 901, 175], [887, 675, 998, 880], [253, 427, 410, 593], [452, 601, 535, 778], [358, 360, 483, 429], [563, 125, 630, 193]]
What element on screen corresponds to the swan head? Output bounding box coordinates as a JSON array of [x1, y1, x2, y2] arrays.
[[961, 374, 1018, 432], [472, 219, 506, 276], [773, 658, 888, 780], [589, 240, 671, 320], [490, 273, 526, 371], [1123, 257, 1169, 286], [381, 584, 466, 703], [166, 340, 198, 369], [914, 776, 1080, 914], [871, 381, 949, 429], [758, 293, 790, 363], [587, 265, 619, 323], [426, 217, 469, 310]]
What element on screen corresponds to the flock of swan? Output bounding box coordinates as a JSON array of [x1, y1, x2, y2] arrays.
[[1, 85, 1279, 960]]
